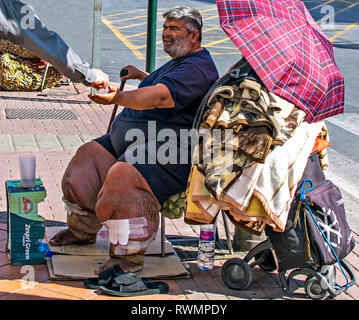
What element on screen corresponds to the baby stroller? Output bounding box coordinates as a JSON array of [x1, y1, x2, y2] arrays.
[[221, 153, 356, 300]]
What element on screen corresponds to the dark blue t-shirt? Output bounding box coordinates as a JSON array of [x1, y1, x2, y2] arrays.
[[119, 48, 218, 129]]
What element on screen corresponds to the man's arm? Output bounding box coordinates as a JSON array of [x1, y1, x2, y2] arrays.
[[0, 0, 108, 88], [89, 84, 175, 110]]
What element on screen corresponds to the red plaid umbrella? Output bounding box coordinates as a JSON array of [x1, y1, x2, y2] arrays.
[[216, 0, 344, 123]]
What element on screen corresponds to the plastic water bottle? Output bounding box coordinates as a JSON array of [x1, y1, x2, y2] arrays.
[[197, 224, 216, 270], [37, 241, 53, 257]]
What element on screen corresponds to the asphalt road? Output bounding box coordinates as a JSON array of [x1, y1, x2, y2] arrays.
[[23, 0, 359, 233]]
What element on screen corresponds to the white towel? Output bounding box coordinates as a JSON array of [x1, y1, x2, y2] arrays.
[[224, 120, 325, 231]]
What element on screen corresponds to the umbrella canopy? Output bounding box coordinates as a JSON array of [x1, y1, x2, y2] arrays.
[[216, 0, 344, 123]]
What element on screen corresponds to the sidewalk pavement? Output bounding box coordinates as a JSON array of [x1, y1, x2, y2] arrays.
[[0, 84, 358, 301]]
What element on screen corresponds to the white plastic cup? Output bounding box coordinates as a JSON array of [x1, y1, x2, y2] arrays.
[[19, 155, 36, 188]]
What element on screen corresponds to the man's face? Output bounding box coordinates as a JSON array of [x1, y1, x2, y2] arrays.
[[162, 18, 193, 59]]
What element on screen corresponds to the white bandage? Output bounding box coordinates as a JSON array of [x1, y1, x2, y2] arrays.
[[63, 197, 90, 216], [112, 233, 157, 256], [105, 219, 130, 245], [104, 217, 149, 246]]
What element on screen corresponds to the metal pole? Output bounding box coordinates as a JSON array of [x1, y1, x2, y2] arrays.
[[146, 0, 157, 73], [161, 215, 166, 257], [221, 211, 234, 255], [91, 0, 102, 96]]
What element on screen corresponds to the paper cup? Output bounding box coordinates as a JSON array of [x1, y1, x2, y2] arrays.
[[19, 155, 36, 188]]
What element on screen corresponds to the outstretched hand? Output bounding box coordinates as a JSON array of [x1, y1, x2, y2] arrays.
[[88, 85, 119, 105], [89, 68, 109, 90]]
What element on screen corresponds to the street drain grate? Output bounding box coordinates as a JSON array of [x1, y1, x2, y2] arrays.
[[5, 108, 78, 120], [168, 237, 233, 262]]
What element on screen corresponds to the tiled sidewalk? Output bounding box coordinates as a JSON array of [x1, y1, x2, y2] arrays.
[[0, 84, 358, 300]]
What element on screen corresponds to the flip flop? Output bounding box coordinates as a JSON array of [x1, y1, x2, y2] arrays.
[[84, 264, 169, 297], [84, 264, 123, 289]]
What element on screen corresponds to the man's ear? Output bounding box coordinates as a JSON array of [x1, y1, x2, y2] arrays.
[[190, 29, 200, 43]]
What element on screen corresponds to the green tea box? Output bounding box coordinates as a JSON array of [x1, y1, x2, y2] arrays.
[[5, 179, 47, 265]]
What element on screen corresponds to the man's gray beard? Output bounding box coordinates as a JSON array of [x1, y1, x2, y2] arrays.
[[164, 35, 193, 60]]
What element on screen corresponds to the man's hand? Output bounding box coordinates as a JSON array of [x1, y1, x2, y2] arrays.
[[88, 85, 119, 105], [120, 65, 149, 82], [89, 68, 109, 90]]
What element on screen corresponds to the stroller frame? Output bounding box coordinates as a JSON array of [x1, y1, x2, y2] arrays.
[[221, 235, 356, 300]]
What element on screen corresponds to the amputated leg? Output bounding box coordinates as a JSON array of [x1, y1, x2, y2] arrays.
[[49, 200, 103, 246], [95, 161, 161, 274], [49, 141, 116, 246]]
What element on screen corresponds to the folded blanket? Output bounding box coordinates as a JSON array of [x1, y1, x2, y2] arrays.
[[224, 120, 325, 231], [185, 67, 324, 234], [185, 165, 221, 225]]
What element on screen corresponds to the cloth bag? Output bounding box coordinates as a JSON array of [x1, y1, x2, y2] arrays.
[[0, 39, 38, 59], [266, 154, 355, 272], [303, 179, 355, 266], [0, 53, 62, 91]]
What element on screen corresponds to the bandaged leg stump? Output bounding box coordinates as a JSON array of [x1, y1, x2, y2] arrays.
[[103, 218, 157, 273], [94, 162, 161, 273]]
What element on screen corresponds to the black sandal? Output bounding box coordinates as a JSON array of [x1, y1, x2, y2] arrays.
[[84, 264, 169, 297]]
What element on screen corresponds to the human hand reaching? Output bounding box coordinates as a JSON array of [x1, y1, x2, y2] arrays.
[[88, 85, 119, 105], [89, 68, 109, 90]]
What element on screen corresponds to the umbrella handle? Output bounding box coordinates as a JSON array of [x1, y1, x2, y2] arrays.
[[106, 69, 128, 134]]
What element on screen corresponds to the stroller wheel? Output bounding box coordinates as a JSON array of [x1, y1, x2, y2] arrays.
[[254, 249, 276, 272], [221, 258, 252, 290], [320, 265, 336, 289], [304, 277, 328, 300]]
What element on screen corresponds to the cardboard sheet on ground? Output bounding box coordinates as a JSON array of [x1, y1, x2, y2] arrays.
[[46, 226, 174, 255], [45, 226, 190, 280], [47, 253, 190, 280]]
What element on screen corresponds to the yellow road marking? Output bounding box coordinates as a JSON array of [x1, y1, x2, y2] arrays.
[[210, 51, 239, 55], [329, 19, 359, 42], [105, 6, 217, 19], [155, 51, 239, 60], [315, 0, 359, 23], [203, 37, 231, 47], [104, 15, 148, 23], [309, 0, 335, 12], [202, 15, 220, 22], [106, 13, 218, 31], [199, 7, 218, 14], [304, 0, 359, 44], [209, 45, 238, 49], [101, 17, 145, 60], [136, 40, 163, 50], [203, 26, 221, 33], [103, 2, 359, 60], [113, 22, 148, 30], [204, 23, 222, 27], [124, 30, 159, 39], [135, 35, 234, 50], [124, 25, 221, 39], [101, 5, 225, 58], [104, 9, 147, 17]]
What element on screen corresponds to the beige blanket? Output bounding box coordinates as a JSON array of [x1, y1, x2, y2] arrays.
[[224, 120, 325, 231]]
